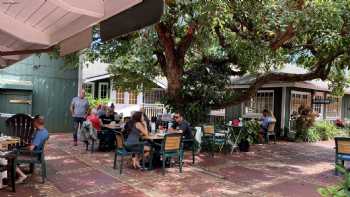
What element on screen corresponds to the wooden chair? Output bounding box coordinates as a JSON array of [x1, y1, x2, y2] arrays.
[[157, 133, 183, 175], [266, 121, 277, 144], [16, 137, 49, 183], [5, 114, 34, 146], [201, 125, 215, 157], [335, 137, 350, 175], [113, 132, 145, 174], [201, 125, 226, 157]]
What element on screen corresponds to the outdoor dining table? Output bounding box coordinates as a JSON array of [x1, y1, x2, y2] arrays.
[[0, 136, 20, 150], [141, 131, 183, 170], [142, 131, 183, 140], [0, 136, 20, 192], [103, 124, 122, 131], [225, 125, 244, 154], [100, 124, 122, 151]]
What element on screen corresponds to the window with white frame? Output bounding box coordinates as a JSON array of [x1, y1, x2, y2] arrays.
[[244, 90, 274, 114], [98, 82, 109, 99], [116, 88, 124, 104], [83, 83, 95, 98], [129, 91, 138, 104], [144, 89, 165, 104], [290, 91, 311, 115], [313, 93, 324, 117], [326, 95, 341, 118]]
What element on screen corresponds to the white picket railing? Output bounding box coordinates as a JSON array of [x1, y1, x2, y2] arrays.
[[143, 104, 166, 118]]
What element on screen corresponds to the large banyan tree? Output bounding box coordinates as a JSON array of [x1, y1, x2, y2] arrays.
[[85, 0, 350, 123]]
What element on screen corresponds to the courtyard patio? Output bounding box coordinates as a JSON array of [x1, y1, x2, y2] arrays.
[[0, 133, 340, 197]]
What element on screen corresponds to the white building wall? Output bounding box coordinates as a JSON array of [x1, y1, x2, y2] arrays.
[[110, 79, 116, 103]]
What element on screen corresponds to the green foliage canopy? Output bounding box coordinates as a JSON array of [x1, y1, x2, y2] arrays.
[[84, 0, 350, 123]]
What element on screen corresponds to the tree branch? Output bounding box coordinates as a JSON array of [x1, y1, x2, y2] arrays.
[[270, 25, 295, 50], [176, 22, 198, 62], [155, 22, 176, 69], [154, 50, 167, 75], [215, 25, 231, 48], [211, 49, 345, 109]]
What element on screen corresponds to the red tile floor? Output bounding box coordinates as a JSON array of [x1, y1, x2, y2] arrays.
[[0, 133, 341, 196]]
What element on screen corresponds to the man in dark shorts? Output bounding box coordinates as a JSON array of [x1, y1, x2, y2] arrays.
[[70, 90, 89, 146]]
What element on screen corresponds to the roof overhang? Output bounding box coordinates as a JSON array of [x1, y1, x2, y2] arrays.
[[231, 81, 350, 94], [0, 79, 33, 90], [0, 0, 164, 67], [84, 74, 111, 83]]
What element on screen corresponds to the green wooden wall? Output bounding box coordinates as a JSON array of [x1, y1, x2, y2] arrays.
[[0, 54, 78, 132], [342, 95, 350, 120]]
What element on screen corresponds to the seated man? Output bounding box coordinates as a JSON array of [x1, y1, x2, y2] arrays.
[[16, 115, 49, 183], [169, 112, 193, 148], [100, 108, 115, 125], [258, 109, 275, 143]]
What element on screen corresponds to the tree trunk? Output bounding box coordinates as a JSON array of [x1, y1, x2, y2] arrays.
[[155, 22, 195, 101], [165, 61, 183, 98]]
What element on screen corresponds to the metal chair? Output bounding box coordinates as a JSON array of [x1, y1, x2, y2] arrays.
[[181, 128, 197, 164], [156, 133, 183, 175], [266, 121, 277, 144], [16, 138, 49, 183], [113, 132, 145, 174], [335, 137, 350, 175], [201, 125, 227, 157]]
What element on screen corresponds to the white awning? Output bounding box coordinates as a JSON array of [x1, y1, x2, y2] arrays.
[[0, 0, 163, 67]]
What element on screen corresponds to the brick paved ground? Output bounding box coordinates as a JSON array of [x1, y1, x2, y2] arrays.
[[0, 133, 341, 197]]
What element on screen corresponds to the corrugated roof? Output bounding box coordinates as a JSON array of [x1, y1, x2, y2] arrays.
[[83, 61, 169, 89], [231, 64, 350, 93]]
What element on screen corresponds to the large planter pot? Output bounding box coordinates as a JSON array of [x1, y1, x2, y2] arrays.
[[239, 140, 250, 152]]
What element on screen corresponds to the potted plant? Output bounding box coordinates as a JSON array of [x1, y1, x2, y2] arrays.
[[238, 120, 260, 152]]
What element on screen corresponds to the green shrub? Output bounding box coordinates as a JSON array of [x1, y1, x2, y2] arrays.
[[86, 93, 109, 109], [295, 106, 317, 141], [242, 120, 260, 144], [314, 121, 339, 140], [305, 127, 321, 142], [318, 164, 350, 197], [305, 120, 344, 143]]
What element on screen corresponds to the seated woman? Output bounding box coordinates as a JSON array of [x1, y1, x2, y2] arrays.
[[125, 111, 150, 169], [258, 109, 275, 143]]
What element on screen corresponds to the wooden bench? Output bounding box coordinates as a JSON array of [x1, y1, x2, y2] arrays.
[[335, 137, 350, 175]]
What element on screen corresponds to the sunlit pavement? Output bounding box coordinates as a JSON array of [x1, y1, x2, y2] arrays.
[[0, 133, 341, 197]]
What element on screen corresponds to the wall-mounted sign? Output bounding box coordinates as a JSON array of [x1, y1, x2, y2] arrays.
[[312, 99, 332, 105], [9, 99, 32, 105]]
